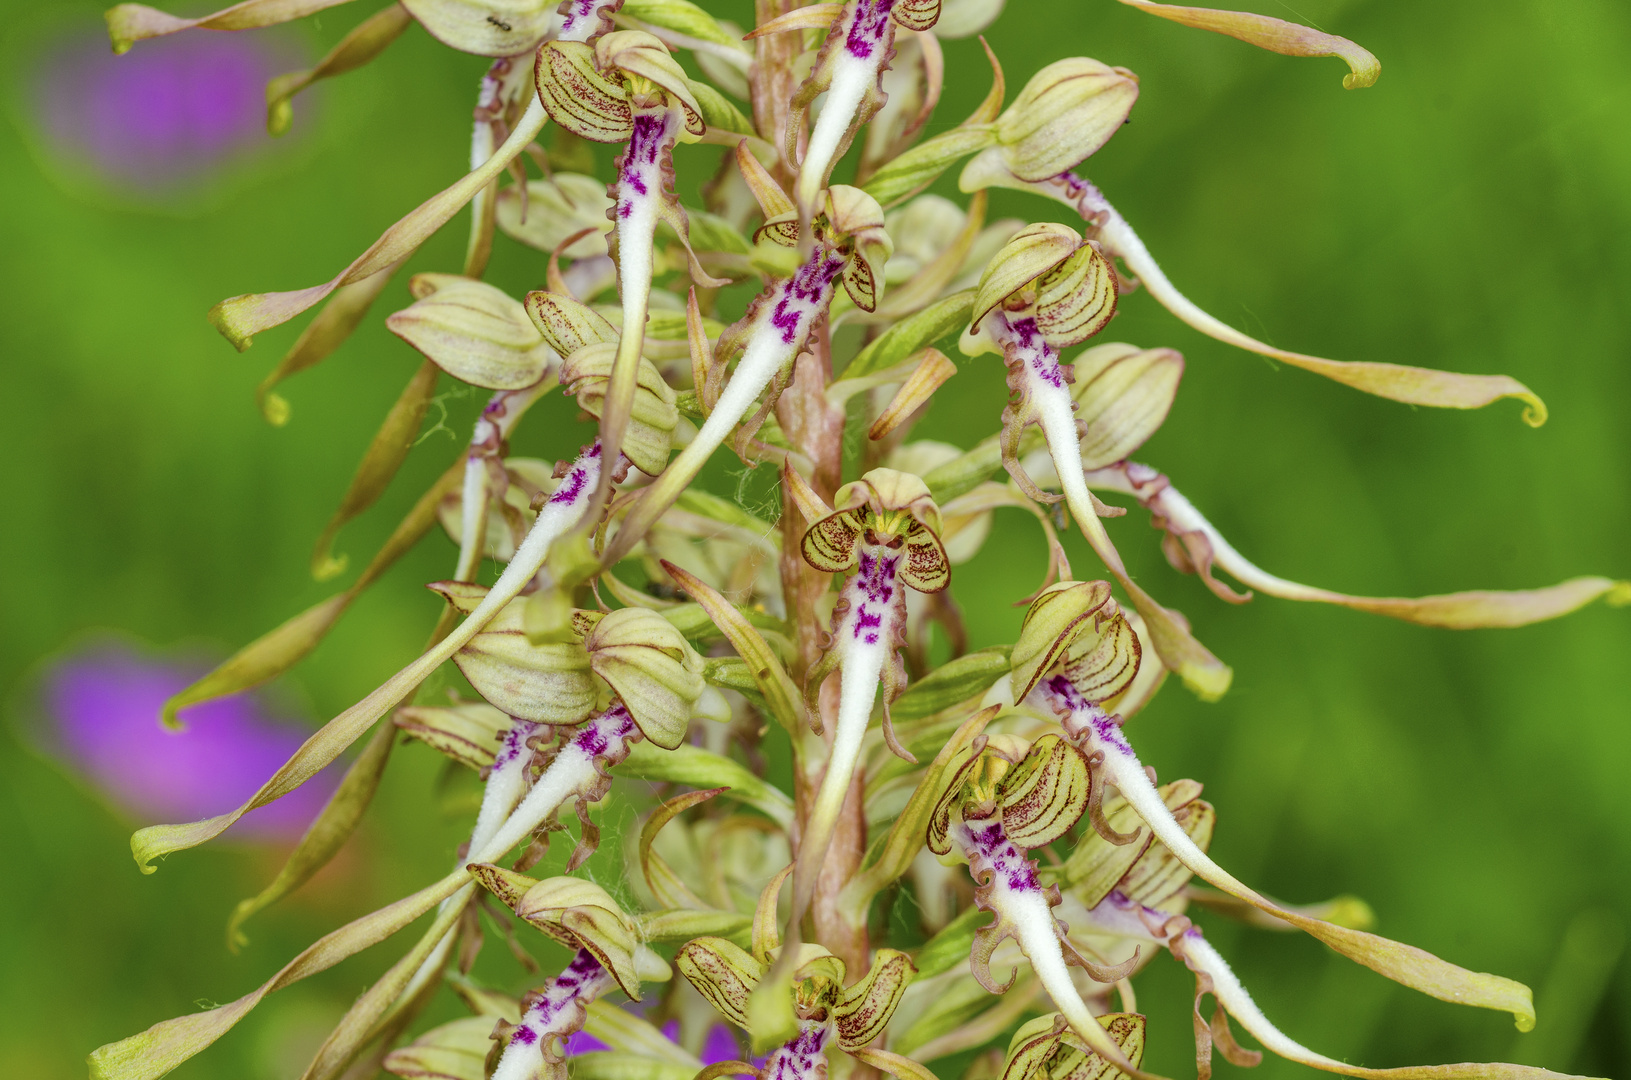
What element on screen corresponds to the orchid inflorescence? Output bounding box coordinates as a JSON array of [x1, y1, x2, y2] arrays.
[[90, 1, 1627, 1080]]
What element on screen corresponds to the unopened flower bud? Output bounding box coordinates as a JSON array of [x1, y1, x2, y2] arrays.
[[427, 582, 598, 724], [995, 58, 1138, 182], [1010, 581, 1141, 708], [580, 607, 707, 750], [496, 173, 613, 258], [386, 275, 554, 390], [970, 223, 1117, 351], [469, 868, 665, 999], [1000, 1013, 1148, 1080], [1071, 343, 1184, 470], [560, 342, 680, 476]]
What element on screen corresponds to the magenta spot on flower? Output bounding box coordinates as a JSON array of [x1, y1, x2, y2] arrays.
[[33, 643, 337, 840], [510, 1024, 539, 1046], [28, 27, 302, 193], [844, 0, 896, 59]]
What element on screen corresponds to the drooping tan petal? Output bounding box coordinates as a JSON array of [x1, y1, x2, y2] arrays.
[[1100, 464, 1631, 628], [105, 0, 356, 53], [256, 262, 401, 426], [869, 348, 958, 440], [310, 359, 442, 580], [1116, 0, 1379, 89], [226, 721, 397, 950], [209, 97, 547, 350], [1094, 205, 1545, 424], [1176, 934, 1589, 1080], [265, 2, 412, 135], [156, 462, 459, 729], [1100, 750, 1544, 1030], [158, 594, 351, 730], [299, 894, 477, 1080], [88, 872, 470, 1080], [132, 440, 602, 871]]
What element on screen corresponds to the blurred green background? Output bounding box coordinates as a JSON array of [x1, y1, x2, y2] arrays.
[[1, 0, 1628, 1077]]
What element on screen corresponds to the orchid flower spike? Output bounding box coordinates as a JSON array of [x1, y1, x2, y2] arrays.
[[87, 4, 1623, 1080], [793, 467, 950, 913], [677, 936, 918, 1079], [1011, 582, 1555, 1036]]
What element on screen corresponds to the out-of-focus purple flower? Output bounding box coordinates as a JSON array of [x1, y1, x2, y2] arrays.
[[29, 26, 298, 191], [33, 642, 336, 840], [700, 1022, 746, 1065], [562, 1018, 747, 1067], [563, 1029, 611, 1055]]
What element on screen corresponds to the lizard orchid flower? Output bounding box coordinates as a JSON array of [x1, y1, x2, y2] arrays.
[[677, 934, 918, 1080], [793, 468, 949, 914]]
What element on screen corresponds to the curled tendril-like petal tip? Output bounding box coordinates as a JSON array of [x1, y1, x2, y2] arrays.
[[1116, 0, 1379, 90]]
